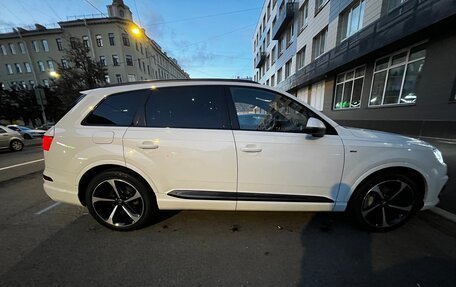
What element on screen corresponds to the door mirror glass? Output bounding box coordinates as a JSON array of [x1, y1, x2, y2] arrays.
[[305, 117, 326, 137]]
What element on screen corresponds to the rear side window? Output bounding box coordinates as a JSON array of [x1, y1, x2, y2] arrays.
[[145, 86, 230, 129], [83, 90, 149, 126]]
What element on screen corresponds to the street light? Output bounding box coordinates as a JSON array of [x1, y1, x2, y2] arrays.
[[131, 27, 141, 36], [49, 71, 60, 79]]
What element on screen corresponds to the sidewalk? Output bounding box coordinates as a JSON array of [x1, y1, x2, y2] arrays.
[[420, 137, 456, 215]]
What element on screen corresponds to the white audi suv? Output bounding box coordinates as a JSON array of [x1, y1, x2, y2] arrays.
[[42, 80, 448, 231]]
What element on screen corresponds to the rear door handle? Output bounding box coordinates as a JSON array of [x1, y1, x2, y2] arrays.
[[240, 145, 262, 153], [138, 141, 159, 149]]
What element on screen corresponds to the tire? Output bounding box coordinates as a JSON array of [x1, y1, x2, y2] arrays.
[[348, 171, 422, 232], [85, 170, 157, 231], [23, 134, 32, 139], [9, 139, 24, 151]]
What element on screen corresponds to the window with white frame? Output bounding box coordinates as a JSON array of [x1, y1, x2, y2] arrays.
[[334, 66, 365, 109], [41, 40, 49, 52], [127, 74, 136, 82], [47, 60, 55, 71], [5, 64, 13, 74], [24, 62, 32, 73], [340, 1, 365, 41], [18, 42, 26, 54], [96, 34, 103, 47], [286, 23, 294, 45], [271, 74, 276, 87], [296, 46, 306, 71], [37, 61, 45, 72], [9, 43, 16, 54], [277, 68, 283, 83], [82, 36, 89, 48], [285, 60, 292, 79], [0, 44, 7, 55], [112, 55, 120, 66], [43, 79, 49, 88], [61, 59, 69, 69], [369, 43, 426, 106], [271, 45, 277, 64], [105, 75, 110, 84], [386, 0, 408, 12], [56, 38, 63, 51], [99, 56, 107, 66], [126, 55, 133, 66], [312, 27, 327, 60], [298, 1, 309, 32], [14, 63, 22, 73], [116, 74, 122, 83], [32, 41, 39, 52]]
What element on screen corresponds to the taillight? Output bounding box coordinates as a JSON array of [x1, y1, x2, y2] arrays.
[[42, 135, 53, 151]]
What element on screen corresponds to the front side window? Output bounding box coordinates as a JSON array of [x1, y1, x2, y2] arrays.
[[340, 1, 365, 41], [230, 87, 309, 133], [145, 86, 229, 130], [369, 44, 426, 106], [83, 90, 149, 126], [334, 66, 365, 109]]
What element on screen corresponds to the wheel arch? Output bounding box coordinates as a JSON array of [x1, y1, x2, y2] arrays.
[[347, 165, 427, 209], [78, 164, 157, 206]]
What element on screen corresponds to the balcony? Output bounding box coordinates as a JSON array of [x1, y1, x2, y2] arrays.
[[272, 1, 297, 40], [277, 0, 456, 92], [254, 52, 267, 68]]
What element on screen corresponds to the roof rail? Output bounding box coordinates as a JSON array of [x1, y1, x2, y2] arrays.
[[104, 78, 258, 88]]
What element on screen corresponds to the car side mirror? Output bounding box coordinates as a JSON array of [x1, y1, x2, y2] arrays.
[[305, 117, 326, 137]]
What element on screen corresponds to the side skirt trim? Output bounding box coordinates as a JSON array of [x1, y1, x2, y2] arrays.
[[167, 190, 334, 203]]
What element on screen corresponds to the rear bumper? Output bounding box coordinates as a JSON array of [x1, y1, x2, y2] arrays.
[[43, 181, 82, 206]]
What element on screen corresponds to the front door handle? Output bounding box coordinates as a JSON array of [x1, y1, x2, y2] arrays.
[[240, 145, 262, 153], [138, 141, 159, 149]]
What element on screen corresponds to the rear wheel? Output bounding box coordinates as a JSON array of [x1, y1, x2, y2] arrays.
[[85, 170, 157, 231], [349, 172, 422, 232], [9, 139, 24, 151]]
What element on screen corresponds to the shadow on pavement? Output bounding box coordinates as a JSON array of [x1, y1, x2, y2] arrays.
[[298, 212, 456, 287]]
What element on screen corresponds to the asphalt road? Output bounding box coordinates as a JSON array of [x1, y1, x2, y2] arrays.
[[0, 140, 455, 286]]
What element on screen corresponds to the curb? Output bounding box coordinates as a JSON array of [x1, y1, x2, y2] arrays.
[[430, 207, 456, 223]]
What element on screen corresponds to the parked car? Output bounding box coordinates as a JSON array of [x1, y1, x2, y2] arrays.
[[0, 125, 24, 151], [35, 123, 55, 131], [7, 125, 46, 139], [42, 80, 448, 232]]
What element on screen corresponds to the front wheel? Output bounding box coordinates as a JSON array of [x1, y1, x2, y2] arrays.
[[349, 172, 422, 232], [85, 170, 157, 231]]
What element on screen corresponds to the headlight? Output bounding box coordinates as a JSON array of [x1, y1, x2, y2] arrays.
[[433, 148, 444, 165]]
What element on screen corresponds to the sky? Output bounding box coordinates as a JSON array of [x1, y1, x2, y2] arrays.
[[0, 0, 264, 78]]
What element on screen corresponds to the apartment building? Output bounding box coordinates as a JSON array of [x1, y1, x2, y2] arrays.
[[253, 0, 456, 139], [0, 0, 189, 91]]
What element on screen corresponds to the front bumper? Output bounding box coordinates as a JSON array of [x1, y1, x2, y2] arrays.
[[422, 174, 448, 210]]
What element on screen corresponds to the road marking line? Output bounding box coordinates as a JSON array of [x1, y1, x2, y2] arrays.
[[0, 159, 44, 171], [35, 202, 61, 215], [430, 207, 456, 223]]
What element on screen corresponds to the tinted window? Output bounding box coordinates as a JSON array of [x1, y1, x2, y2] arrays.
[[145, 86, 229, 129], [8, 126, 19, 131], [230, 87, 309, 132], [83, 90, 148, 126]]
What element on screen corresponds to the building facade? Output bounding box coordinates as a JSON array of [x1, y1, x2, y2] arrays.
[[0, 0, 189, 91], [253, 0, 456, 139]]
